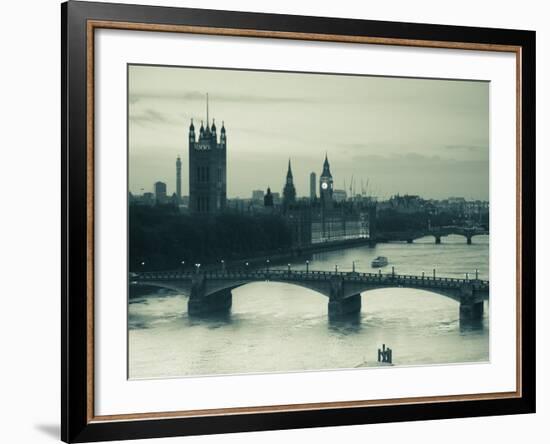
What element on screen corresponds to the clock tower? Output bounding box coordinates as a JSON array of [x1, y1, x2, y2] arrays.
[[319, 153, 333, 209]]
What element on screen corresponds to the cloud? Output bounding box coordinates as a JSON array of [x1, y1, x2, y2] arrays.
[[445, 144, 487, 152], [128, 90, 318, 105], [129, 108, 176, 126], [350, 152, 488, 170]]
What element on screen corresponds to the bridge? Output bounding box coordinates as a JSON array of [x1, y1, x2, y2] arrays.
[[131, 268, 489, 324], [377, 226, 489, 244]]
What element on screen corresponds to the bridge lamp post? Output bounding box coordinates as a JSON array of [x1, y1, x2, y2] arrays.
[[433, 268, 436, 279], [465, 272, 469, 281], [287, 263, 291, 274], [220, 259, 225, 273], [245, 262, 249, 271], [391, 266, 395, 277], [266, 259, 270, 273], [422, 271, 425, 279], [475, 269, 479, 280], [306, 260, 309, 273], [194, 263, 201, 273], [335, 264, 338, 274]]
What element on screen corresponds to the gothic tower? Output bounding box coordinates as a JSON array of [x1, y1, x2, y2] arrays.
[[188, 94, 227, 213], [319, 153, 334, 209], [283, 159, 296, 208], [176, 155, 182, 203]]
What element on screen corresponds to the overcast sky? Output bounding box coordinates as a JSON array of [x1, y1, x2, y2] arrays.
[[128, 64, 489, 200]]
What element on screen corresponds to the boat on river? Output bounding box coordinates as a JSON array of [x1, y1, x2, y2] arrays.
[[371, 256, 389, 268]]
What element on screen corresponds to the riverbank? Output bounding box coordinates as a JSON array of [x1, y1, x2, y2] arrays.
[[213, 237, 375, 270]]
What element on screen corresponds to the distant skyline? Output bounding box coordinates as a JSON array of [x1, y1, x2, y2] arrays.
[[128, 65, 489, 200]]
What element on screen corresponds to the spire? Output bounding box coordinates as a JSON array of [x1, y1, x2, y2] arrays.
[[287, 158, 293, 179], [322, 153, 332, 177], [206, 93, 209, 127]]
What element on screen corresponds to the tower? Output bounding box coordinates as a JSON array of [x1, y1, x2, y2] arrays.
[[283, 159, 296, 208], [319, 153, 334, 210], [176, 155, 182, 203], [264, 187, 274, 207], [154, 181, 167, 204], [310, 172, 317, 200], [188, 94, 227, 214]]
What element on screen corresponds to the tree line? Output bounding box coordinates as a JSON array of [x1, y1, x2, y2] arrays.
[[129, 204, 292, 271]]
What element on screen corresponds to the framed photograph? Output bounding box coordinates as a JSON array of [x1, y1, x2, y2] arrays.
[[61, 1, 536, 442]]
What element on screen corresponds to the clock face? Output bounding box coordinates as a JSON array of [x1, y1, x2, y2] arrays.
[[321, 182, 328, 190]]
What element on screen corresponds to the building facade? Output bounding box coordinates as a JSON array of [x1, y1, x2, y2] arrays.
[[154, 181, 167, 203], [188, 97, 227, 214], [252, 190, 265, 202]]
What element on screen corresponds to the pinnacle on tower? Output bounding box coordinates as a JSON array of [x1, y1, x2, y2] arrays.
[[206, 93, 209, 127]]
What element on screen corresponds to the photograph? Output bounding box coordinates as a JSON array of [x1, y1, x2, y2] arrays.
[[127, 64, 490, 379]]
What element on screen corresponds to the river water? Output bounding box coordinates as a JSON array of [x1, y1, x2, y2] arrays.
[[128, 235, 489, 379]]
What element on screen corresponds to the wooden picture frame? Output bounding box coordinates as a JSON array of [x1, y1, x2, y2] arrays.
[[62, 1, 536, 442]]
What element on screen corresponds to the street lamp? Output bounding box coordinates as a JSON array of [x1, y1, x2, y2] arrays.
[[287, 263, 291, 274], [306, 260, 309, 273], [475, 268, 479, 280], [266, 259, 270, 273], [335, 264, 338, 274], [221, 259, 225, 273], [194, 263, 201, 273], [352, 261, 356, 273]]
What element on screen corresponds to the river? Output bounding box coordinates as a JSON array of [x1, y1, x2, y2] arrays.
[[128, 234, 489, 379]]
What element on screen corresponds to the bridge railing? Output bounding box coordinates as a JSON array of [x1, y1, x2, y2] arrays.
[[131, 269, 488, 289]]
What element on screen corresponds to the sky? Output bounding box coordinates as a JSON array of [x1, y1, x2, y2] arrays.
[[128, 64, 489, 200]]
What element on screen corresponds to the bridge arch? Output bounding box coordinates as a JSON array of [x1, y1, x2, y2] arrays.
[[132, 270, 488, 323], [412, 232, 488, 244], [133, 278, 465, 303]]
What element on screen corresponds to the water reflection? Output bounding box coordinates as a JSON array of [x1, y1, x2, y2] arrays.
[[129, 238, 489, 379]]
